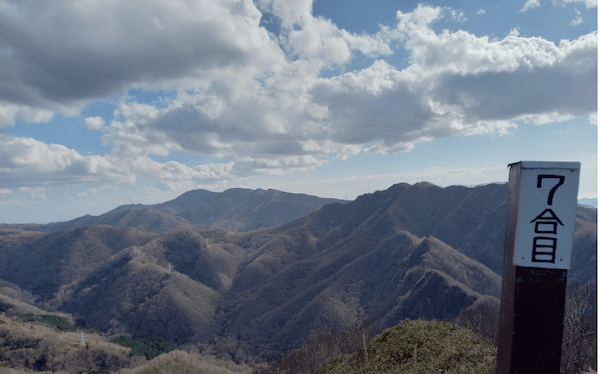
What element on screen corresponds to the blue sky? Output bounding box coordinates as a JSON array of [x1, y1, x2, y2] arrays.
[[0, 0, 596, 223]]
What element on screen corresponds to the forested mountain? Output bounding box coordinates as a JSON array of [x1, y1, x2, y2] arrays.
[[0, 182, 596, 362]]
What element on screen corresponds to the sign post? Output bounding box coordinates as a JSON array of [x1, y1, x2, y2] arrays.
[[496, 161, 580, 374]]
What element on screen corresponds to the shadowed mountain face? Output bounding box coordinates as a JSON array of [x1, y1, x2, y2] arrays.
[[0, 226, 158, 306], [5, 188, 345, 233], [0, 182, 596, 361], [220, 229, 502, 358]]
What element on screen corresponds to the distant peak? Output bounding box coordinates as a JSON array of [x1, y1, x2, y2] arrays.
[[414, 181, 437, 188]]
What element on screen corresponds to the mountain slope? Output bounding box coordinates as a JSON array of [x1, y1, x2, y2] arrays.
[[273, 182, 508, 274], [164, 188, 346, 231], [3, 188, 345, 233], [0, 181, 595, 362], [58, 226, 257, 344], [218, 187, 505, 357], [0, 225, 158, 305], [211, 181, 594, 357]]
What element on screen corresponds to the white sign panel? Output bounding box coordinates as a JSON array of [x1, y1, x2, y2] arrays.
[[513, 161, 580, 269]]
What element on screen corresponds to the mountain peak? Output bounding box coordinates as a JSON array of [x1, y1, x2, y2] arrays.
[[413, 181, 438, 188], [154, 189, 217, 209]]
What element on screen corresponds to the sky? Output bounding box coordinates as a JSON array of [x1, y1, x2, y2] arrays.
[[0, 0, 597, 224]]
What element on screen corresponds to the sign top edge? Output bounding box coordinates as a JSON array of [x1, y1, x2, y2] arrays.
[[509, 161, 581, 170]]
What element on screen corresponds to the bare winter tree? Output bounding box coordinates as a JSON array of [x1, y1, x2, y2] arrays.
[[561, 281, 597, 374], [451, 299, 500, 347]]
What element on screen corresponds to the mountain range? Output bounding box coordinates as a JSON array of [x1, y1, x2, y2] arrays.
[[4, 187, 346, 233], [0, 182, 596, 361], [578, 198, 598, 207]]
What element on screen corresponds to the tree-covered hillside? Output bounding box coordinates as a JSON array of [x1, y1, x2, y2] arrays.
[[0, 182, 595, 364]]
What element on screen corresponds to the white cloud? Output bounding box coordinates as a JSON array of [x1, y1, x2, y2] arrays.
[[521, 0, 597, 11], [569, 7, 584, 25], [19, 187, 47, 200], [589, 113, 598, 125], [305, 7, 596, 153], [84, 116, 105, 130], [91, 4, 596, 163], [570, 15, 583, 26], [449, 9, 467, 22], [0, 2, 596, 192], [476, 9, 486, 15], [560, 0, 597, 8], [129, 154, 234, 182], [0, 133, 250, 192], [0, 199, 24, 206], [0, 134, 135, 188], [521, 0, 542, 11], [0, 0, 284, 125], [256, 0, 392, 74], [18, 187, 45, 193], [234, 155, 323, 176], [0, 101, 55, 128]]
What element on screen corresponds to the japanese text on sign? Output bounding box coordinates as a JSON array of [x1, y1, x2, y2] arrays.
[[513, 162, 580, 269]]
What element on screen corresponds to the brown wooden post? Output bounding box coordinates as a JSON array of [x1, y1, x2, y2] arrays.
[[496, 161, 580, 374]]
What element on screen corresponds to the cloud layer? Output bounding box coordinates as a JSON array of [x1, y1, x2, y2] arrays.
[[0, 0, 596, 192]]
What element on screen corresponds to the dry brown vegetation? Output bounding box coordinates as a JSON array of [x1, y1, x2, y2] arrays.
[[451, 281, 597, 374], [254, 323, 376, 374], [0, 313, 133, 372], [257, 284, 596, 374], [0, 314, 130, 356], [113, 350, 253, 374], [0, 311, 252, 374], [561, 281, 597, 374]]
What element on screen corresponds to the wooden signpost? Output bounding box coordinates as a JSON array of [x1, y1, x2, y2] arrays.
[[496, 161, 580, 374]]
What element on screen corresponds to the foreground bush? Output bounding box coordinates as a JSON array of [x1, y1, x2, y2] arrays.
[[318, 319, 496, 374]]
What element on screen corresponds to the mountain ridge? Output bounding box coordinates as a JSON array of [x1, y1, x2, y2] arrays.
[[0, 181, 595, 362], [1, 187, 346, 233]]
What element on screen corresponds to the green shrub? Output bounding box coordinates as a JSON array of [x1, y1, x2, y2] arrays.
[[0, 300, 13, 313], [2, 309, 79, 331], [39, 315, 78, 331], [318, 319, 496, 374], [5, 311, 37, 321], [111, 336, 180, 360]]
